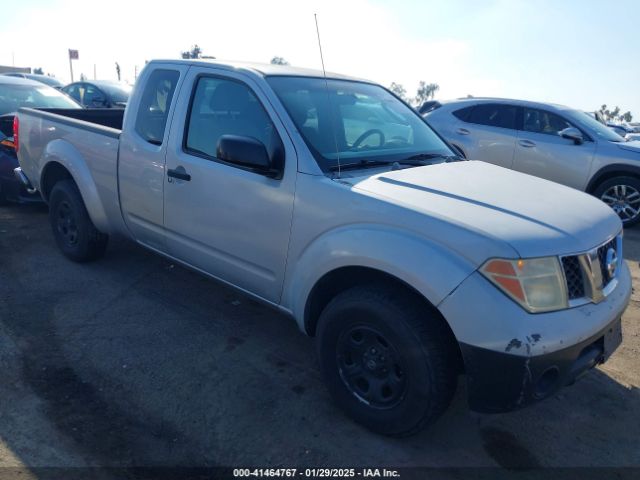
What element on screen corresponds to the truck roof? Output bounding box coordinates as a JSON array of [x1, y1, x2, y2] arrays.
[[148, 59, 373, 83]]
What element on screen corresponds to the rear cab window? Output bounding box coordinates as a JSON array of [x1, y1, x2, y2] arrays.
[[134, 69, 180, 145]]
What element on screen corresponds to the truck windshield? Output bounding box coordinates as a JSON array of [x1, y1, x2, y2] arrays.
[[0, 83, 81, 115], [267, 76, 453, 171]]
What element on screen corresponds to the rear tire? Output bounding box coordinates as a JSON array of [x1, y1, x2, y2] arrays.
[[49, 179, 108, 262], [593, 176, 640, 226], [316, 284, 458, 437]]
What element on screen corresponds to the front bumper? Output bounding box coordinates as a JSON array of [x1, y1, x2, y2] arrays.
[[459, 314, 622, 412], [439, 261, 631, 413]]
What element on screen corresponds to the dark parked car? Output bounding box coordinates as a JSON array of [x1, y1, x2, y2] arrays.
[[61, 80, 132, 108], [2, 72, 65, 89], [0, 76, 81, 203]]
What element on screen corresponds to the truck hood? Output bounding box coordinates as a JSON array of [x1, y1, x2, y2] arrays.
[[344, 161, 621, 258]]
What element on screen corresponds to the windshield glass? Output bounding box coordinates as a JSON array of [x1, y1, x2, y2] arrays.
[[99, 83, 132, 103], [267, 76, 453, 170], [0, 83, 81, 115], [565, 109, 625, 142]]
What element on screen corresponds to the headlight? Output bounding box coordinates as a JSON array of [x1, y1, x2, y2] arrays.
[[480, 257, 568, 313]]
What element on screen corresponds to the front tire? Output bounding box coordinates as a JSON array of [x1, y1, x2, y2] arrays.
[[49, 179, 108, 262], [593, 176, 640, 226], [316, 285, 458, 437]]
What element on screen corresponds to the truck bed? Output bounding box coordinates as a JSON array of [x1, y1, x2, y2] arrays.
[[17, 106, 125, 234], [22, 108, 124, 135]]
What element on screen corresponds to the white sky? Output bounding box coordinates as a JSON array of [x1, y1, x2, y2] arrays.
[[1, 0, 638, 116]]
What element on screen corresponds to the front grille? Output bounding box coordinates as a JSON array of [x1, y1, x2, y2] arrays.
[[562, 255, 585, 299], [597, 238, 617, 285], [561, 235, 620, 304]]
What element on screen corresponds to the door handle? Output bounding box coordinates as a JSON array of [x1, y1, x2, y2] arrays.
[[518, 139, 536, 148], [456, 128, 470, 135], [167, 167, 191, 182]]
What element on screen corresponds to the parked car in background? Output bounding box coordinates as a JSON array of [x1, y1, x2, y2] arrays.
[[2, 72, 64, 89], [607, 122, 634, 138], [61, 80, 132, 108], [15, 59, 630, 436], [0, 76, 81, 203], [424, 98, 640, 225]]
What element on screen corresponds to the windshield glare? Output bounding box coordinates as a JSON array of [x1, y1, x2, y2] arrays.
[[0, 83, 81, 114], [267, 76, 453, 170], [566, 109, 625, 142]]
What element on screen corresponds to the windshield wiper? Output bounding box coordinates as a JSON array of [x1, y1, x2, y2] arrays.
[[402, 153, 462, 162], [328, 159, 394, 171], [328, 153, 463, 172]]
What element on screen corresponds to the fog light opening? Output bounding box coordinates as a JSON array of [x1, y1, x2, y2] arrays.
[[534, 366, 560, 398]]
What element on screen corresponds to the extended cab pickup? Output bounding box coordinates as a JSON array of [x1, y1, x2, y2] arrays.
[[15, 60, 631, 436]]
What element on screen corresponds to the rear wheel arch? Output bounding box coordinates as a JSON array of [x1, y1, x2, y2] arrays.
[[38, 154, 111, 233], [587, 165, 640, 193], [48, 179, 108, 262], [591, 174, 640, 225], [40, 161, 73, 202]]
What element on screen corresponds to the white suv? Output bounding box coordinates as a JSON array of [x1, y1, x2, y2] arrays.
[[423, 98, 640, 225]]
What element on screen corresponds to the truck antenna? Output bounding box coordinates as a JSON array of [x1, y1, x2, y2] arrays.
[[314, 13, 341, 178]]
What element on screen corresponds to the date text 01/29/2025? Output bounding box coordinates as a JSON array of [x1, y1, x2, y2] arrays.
[[232, 468, 401, 478]]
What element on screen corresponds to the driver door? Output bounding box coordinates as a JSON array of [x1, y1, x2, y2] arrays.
[[162, 67, 297, 303]]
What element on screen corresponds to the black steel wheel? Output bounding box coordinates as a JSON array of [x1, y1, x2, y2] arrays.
[[337, 326, 408, 409], [49, 179, 108, 262], [55, 199, 80, 247], [316, 284, 459, 437]]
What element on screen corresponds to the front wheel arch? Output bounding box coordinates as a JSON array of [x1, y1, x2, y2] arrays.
[[304, 266, 464, 371], [315, 283, 461, 435]]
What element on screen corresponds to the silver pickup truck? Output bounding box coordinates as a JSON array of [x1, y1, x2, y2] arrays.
[[15, 59, 631, 436]]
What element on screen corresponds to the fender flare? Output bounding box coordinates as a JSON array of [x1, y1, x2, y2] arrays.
[[40, 139, 111, 233], [282, 224, 477, 332]]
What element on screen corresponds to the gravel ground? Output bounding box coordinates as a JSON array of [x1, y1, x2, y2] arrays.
[[0, 203, 638, 477]]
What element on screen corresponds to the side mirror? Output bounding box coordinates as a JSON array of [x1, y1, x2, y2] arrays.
[[559, 127, 584, 145], [216, 135, 277, 176]]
